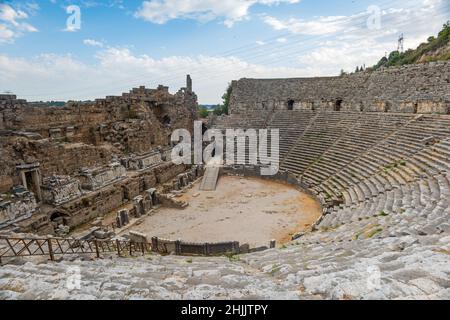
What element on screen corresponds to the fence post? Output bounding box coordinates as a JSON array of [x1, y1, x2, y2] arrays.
[[151, 237, 158, 253], [116, 239, 121, 257], [141, 242, 145, 255], [233, 241, 240, 254], [94, 240, 100, 258], [48, 239, 55, 261], [270, 240, 276, 249], [175, 239, 181, 255]]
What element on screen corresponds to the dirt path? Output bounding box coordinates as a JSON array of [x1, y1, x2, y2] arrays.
[[123, 175, 322, 247]]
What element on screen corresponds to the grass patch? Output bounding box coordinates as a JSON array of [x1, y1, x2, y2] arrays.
[[228, 255, 241, 262], [377, 211, 389, 217], [270, 265, 282, 276], [433, 249, 450, 256], [366, 228, 383, 238]]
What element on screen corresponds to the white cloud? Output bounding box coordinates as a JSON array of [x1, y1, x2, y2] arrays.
[[263, 0, 448, 37], [0, 24, 15, 42], [261, 0, 448, 73], [135, 0, 300, 27], [0, 47, 307, 103], [263, 15, 355, 36], [83, 39, 104, 47], [0, 3, 38, 43]]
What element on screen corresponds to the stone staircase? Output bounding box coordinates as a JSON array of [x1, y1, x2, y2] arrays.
[[1, 221, 449, 300], [200, 166, 220, 191], [2, 111, 450, 300]]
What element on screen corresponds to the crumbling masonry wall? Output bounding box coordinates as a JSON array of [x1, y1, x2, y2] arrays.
[[0, 76, 198, 234], [229, 61, 450, 114], [0, 78, 197, 193]]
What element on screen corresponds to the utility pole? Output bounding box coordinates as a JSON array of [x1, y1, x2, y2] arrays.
[[398, 33, 404, 53]]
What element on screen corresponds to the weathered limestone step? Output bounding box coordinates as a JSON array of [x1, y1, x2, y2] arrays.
[[200, 166, 220, 191]]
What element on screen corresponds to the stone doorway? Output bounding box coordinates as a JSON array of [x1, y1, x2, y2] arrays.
[[17, 163, 42, 202], [50, 211, 70, 227], [335, 99, 343, 111], [287, 100, 295, 111]]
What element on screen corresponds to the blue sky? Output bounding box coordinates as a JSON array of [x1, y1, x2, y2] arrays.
[[0, 0, 448, 103]]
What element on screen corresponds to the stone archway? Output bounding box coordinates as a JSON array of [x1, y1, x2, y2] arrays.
[[335, 99, 343, 111], [162, 115, 171, 125], [287, 100, 295, 111], [16, 163, 42, 202], [49, 209, 71, 227]]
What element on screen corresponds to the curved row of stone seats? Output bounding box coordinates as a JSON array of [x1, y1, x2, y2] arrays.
[[268, 111, 317, 159], [319, 137, 450, 209], [301, 114, 414, 187], [281, 112, 359, 176], [213, 111, 269, 130], [319, 172, 450, 237], [214, 112, 271, 165], [309, 118, 449, 203], [2, 224, 448, 300], [0, 254, 299, 300]]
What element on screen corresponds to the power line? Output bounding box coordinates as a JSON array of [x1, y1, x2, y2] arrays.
[[13, 1, 450, 100], [15, 0, 410, 98]]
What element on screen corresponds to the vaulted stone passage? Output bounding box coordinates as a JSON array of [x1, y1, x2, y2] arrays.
[[287, 100, 295, 110]]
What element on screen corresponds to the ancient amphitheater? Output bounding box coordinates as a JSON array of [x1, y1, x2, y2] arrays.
[[1, 61, 450, 300]]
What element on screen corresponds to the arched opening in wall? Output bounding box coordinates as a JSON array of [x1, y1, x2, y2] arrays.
[[335, 99, 343, 111], [122, 186, 130, 202], [287, 100, 295, 111], [413, 103, 418, 114], [0, 112, 4, 129], [50, 211, 70, 227], [384, 102, 391, 113], [202, 123, 208, 135], [162, 115, 171, 126]]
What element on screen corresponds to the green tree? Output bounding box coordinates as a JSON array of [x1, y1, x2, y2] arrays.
[[221, 83, 232, 115], [213, 84, 232, 116], [198, 106, 209, 118]]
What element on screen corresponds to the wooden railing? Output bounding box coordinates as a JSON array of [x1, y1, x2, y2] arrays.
[[0, 236, 151, 264], [1, 236, 276, 264]]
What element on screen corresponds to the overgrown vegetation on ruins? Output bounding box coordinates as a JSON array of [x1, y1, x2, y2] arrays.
[[372, 21, 450, 70], [197, 84, 232, 118], [212, 83, 232, 116], [198, 106, 210, 118]]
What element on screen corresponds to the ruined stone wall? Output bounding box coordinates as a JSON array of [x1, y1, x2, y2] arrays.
[[0, 136, 113, 192], [0, 80, 197, 144], [229, 61, 450, 114], [55, 162, 184, 229], [0, 77, 198, 193], [154, 163, 187, 184]]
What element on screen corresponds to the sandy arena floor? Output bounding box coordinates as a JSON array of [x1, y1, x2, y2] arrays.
[[123, 175, 322, 247]]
